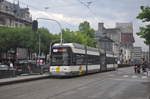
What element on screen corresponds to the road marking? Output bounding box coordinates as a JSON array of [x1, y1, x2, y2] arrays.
[[123, 75, 128, 78], [141, 76, 147, 79], [132, 75, 138, 78], [112, 78, 148, 82]]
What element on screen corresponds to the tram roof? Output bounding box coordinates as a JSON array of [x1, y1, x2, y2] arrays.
[[53, 43, 104, 53]]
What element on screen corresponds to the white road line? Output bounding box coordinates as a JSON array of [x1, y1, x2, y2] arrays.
[[123, 75, 129, 78], [132, 75, 138, 78], [141, 76, 147, 79], [113, 78, 148, 82]]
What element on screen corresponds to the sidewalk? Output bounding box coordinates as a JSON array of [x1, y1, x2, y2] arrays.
[[0, 73, 50, 86]]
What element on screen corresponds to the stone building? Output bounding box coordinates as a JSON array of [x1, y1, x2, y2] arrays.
[[116, 23, 134, 49], [0, 0, 32, 27], [95, 23, 121, 57], [142, 51, 149, 62], [95, 22, 135, 64], [116, 23, 135, 63], [131, 47, 142, 64]]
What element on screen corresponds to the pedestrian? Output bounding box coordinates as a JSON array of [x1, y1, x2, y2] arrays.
[[9, 61, 16, 77], [136, 64, 141, 74], [142, 60, 149, 76], [9, 62, 13, 68], [134, 64, 137, 73]]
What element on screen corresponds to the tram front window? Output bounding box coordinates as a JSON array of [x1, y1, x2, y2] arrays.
[[51, 48, 69, 66]]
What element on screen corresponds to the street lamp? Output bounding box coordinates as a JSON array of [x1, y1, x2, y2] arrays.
[[36, 18, 63, 45], [35, 18, 63, 57]]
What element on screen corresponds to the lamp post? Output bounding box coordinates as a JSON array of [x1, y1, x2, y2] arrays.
[[36, 18, 63, 57]]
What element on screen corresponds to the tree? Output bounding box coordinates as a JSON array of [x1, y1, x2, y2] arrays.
[[137, 6, 150, 44], [61, 28, 74, 43], [38, 28, 53, 55], [79, 21, 95, 38], [137, 6, 150, 62], [0, 27, 53, 61]]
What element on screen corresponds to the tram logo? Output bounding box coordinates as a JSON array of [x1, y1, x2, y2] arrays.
[[79, 65, 83, 74], [56, 66, 60, 72]]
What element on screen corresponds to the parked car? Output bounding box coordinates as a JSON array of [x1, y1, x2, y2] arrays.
[[0, 64, 15, 78], [14, 60, 41, 75]]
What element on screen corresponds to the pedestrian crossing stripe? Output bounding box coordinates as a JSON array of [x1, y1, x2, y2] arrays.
[[123, 75, 128, 78], [122, 75, 148, 79], [132, 75, 138, 78], [141, 76, 147, 79]]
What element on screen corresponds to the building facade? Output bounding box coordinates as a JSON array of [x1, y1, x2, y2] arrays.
[[116, 23, 134, 48], [95, 22, 135, 64], [95, 23, 121, 56], [131, 47, 142, 64], [0, 0, 32, 27], [142, 51, 149, 62], [116, 23, 134, 63]]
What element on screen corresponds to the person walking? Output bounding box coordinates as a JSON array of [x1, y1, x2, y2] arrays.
[[142, 60, 149, 76]]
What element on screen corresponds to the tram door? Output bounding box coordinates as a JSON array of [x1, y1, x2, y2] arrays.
[[100, 54, 107, 71]]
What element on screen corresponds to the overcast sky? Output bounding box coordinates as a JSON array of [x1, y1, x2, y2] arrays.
[[8, 0, 150, 51]]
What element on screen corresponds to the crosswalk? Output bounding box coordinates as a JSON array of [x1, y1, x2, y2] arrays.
[[108, 73, 150, 82], [123, 75, 148, 79]]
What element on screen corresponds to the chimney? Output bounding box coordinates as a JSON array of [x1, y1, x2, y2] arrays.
[[98, 23, 104, 32]]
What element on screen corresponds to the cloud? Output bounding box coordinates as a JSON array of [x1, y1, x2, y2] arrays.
[[30, 10, 83, 25]]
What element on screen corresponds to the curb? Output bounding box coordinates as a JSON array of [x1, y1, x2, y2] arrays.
[[0, 74, 50, 86]]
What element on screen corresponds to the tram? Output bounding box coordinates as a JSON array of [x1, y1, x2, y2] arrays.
[[49, 43, 118, 76]]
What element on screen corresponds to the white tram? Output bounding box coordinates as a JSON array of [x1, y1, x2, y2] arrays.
[[49, 43, 118, 76]]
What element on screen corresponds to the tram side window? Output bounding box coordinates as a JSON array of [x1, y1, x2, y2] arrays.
[[106, 57, 115, 64], [87, 55, 100, 65], [72, 54, 84, 65], [95, 56, 100, 64], [87, 55, 91, 65]]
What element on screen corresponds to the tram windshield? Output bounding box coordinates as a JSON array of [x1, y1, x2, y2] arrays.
[[51, 47, 69, 66]]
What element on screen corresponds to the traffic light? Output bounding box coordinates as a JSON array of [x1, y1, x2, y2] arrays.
[[32, 20, 38, 32]]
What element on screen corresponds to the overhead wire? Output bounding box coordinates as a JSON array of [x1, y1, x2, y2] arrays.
[[77, 0, 99, 23]]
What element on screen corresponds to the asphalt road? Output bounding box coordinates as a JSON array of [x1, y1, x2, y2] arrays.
[[0, 67, 149, 99]]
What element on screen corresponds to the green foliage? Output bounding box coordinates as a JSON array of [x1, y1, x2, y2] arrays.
[[0, 27, 52, 54], [38, 28, 53, 54], [137, 25, 150, 44], [137, 6, 150, 22], [137, 6, 150, 45], [61, 28, 74, 43], [0, 21, 97, 56], [79, 21, 95, 38]]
